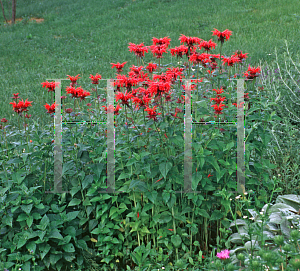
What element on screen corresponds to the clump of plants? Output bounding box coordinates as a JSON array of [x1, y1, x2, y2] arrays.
[[0, 29, 298, 271]]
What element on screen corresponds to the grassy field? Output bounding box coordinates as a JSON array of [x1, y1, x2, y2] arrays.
[[1, 0, 300, 127]]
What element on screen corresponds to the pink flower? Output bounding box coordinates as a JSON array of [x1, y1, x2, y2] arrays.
[[216, 249, 230, 260]]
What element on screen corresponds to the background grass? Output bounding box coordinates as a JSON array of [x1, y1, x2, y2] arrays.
[[1, 0, 300, 127]]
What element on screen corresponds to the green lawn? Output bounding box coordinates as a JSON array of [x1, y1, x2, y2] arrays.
[[1, 0, 300, 127]]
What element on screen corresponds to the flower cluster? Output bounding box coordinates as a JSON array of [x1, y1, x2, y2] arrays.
[[210, 87, 227, 116]]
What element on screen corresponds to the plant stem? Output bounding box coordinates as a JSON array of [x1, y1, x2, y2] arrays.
[[171, 206, 179, 262]]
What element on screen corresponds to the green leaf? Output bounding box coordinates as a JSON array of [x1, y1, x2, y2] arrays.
[[67, 211, 80, 221], [63, 243, 75, 253], [117, 172, 131, 180], [210, 210, 224, 221], [171, 234, 182, 248], [223, 142, 235, 152], [192, 172, 202, 190], [26, 215, 33, 228], [17, 237, 27, 249], [40, 243, 51, 260], [145, 190, 158, 204], [26, 241, 36, 253], [48, 229, 63, 239], [140, 226, 151, 234], [159, 162, 172, 179], [39, 214, 50, 231], [82, 175, 93, 190], [12, 171, 26, 185], [109, 206, 119, 218], [93, 163, 105, 178], [21, 204, 33, 215], [63, 226, 76, 237], [196, 208, 210, 219], [68, 198, 81, 206], [206, 156, 220, 173]]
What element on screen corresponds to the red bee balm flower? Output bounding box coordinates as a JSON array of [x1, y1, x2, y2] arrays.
[[212, 28, 232, 43], [111, 62, 127, 73], [243, 65, 261, 79], [11, 93, 20, 99], [149, 44, 168, 59], [144, 105, 161, 122], [145, 63, 158, 73], [199, 39, 217, 52], [89, 73, 102, 84], [44, 103, 57, 114], [1, 118, 8, 123], [41, 81, 60, 92], [211, 103, 226, 115], [152, 36, 171, 47], [179, 34, 202, 48], [10, 99, 33, 114], [169, 45, 188, 58], [128, 42, 149, 58], [67, 74, 80, 86]]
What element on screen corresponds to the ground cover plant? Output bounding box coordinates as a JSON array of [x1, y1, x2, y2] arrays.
[[1, 0, 300, 270]]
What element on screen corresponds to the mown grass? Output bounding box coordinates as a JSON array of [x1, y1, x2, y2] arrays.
[[0, 0, 300, 127]]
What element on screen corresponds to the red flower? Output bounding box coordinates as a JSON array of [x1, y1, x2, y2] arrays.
[[152, 36, 171, 47], [44, 102, 57, 114], [1, 118, 8, 122], [128, 42, 149, 58], [179, 34, 202, 48], [67, 74, 80, 86], [115, 90, 134, 108], [210, 96, 227, 104], [208, 174, 213, 178], [10, 99, 33, 114], [144, 105, 161, 122], [212, 87, 224, 95], [41, 81, 60, 92], [146, 62, 158, 73], [199, 39, 217, 52], [86, 103, 92, 106], [233, 50, 248, 63], [232, 102, 244, 108], [24, 113, 31, 119], [65, 108, 73, 113], [89, 73, 102, 84], [111, 62, 127, 73], [212, 28, 232, 43], [243, 65, 261, 80], [168, 229, 173, 231], [102, 104, 122, 115], [137, 212, 139, 219], [11, 93, 20, 99], [149, 44, 168, 59], [222, 55, 240, 67], [169, 45, 188, 58], [131, 94, 152, 110], [211, 103, 226, 115]]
